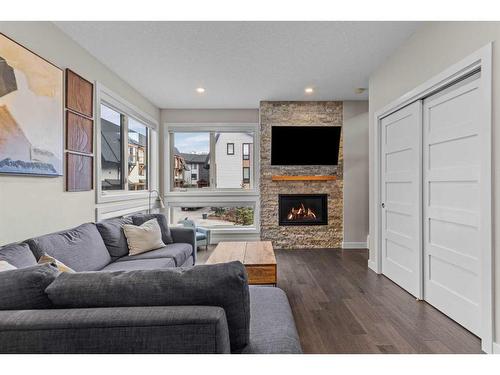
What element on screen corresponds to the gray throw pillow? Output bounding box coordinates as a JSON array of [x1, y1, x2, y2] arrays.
[[132, 214, 173, 244], [0, 242, 38, 268], [0, 264, 60, 310], [96, 216, 134, 258], [46, 261, 249, 351]]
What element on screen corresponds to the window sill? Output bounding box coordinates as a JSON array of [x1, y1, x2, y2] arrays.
[[97, 190, 151, 204]]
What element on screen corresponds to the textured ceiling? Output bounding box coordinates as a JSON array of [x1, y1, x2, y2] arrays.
[[54, 21, 421, 109]]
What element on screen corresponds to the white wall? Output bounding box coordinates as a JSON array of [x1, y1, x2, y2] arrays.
[[368, 21, 500, 345], [0, 21, 159, 245], [343, 101, 369, 247], [161, 109, 259, 124]]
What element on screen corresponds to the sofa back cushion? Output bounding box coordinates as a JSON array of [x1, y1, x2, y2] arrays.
[[96, 216, 133, 259], [0, 242, 38, 269], [132, 213, 173, 244], [0, 264, 59, 310], [26, 223, 112, 271], [46, 261, 250, 351]]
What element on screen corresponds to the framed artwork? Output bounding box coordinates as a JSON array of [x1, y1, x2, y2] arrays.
[[0, 33, 64, 176], [66, 69, 93, 118], [66, 111, 93, 154], [66, 153, 93, 191]]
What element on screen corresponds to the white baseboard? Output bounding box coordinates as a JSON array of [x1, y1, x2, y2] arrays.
[[342, 241, 367, 249], [493, 342, 500, 354]]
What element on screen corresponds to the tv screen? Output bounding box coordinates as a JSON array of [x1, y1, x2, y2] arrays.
[[271, 126, 341, 165]]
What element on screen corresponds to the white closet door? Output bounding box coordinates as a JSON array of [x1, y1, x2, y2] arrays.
[[381, 101, 422, 297], [423, 77, 482, 335]]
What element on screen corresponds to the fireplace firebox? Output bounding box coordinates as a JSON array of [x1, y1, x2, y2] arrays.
[[278, 194, 328, 226]]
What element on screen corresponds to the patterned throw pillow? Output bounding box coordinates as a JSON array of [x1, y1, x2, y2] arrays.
[[38, 254, 75, 273], [0, 260, 17, 272]]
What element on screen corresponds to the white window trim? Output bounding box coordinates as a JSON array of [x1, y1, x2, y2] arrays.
[[95, 83, 159, 204], [164, 122, 260, 196], [163, 122, 260, 233]]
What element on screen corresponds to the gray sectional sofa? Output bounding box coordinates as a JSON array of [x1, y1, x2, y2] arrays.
[[0, 213, 302, 354]]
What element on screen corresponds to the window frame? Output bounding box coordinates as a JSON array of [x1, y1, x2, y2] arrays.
[[242, 166, 251, 184], [163, 123, 260, 234], [96, 83, 159, 204], [227, 142, 235, 155], [242, 143, 251, 160]]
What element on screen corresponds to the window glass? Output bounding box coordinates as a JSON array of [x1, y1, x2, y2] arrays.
[[227, 143, 234, 155], [100, 104, 123, 191], [172, 132, 210, 189], [128, 118, 148, 191], [242, 143, 250, 160], [214, 132, 254, 189], [172, 206, 255, 228]]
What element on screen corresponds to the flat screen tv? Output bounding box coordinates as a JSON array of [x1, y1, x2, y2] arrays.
[[271, 126, 341, 165]]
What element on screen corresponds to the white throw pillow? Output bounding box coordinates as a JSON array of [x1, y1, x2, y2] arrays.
[[0, 260, 17, 272], [123, 218, 166, 256]]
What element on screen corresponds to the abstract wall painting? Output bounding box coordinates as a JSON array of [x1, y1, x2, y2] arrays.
[[0, 33, 63, 176]]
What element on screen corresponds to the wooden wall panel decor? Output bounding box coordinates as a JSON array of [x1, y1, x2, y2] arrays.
[[65, 68, 94, 192], [66, 111, 93, 154], [66, 153, 93, 192], [66, 69, 93, 118]]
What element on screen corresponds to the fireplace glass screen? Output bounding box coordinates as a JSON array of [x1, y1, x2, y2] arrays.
[[278, 194, 328, 226]]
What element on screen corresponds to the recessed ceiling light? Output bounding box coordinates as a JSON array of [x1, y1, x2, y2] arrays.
[[305, 87, 314, 94], [196, 87, 206, 94]]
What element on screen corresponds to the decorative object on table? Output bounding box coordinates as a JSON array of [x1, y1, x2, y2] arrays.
[[178, 218, 211, 251], [66, 153, 93, 191], [64, 69, 94, 191], [0, 33, 63, 176], [148, 189, 166, 213]]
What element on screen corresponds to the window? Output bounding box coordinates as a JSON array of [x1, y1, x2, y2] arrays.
[[243, 143, 250, 160], [99, 103, 150, 193], [243, 167, 250, 184], [227, 143, 234, 155], [172, 132, 210, 189], [100, 104, 123, 191], [128, 118, 148, 191], [171, 205, 255, 228]]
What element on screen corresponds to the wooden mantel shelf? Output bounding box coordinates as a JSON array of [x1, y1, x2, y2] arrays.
[[272, 175, 337, 182]]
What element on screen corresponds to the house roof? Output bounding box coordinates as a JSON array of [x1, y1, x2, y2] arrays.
[[180, 153, 209, 164]]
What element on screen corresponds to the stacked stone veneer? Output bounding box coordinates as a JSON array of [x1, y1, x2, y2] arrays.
[[259, 101, 343, 249]]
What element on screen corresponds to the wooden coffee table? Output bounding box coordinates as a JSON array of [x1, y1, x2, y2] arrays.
[[205, 241, 277, 286]]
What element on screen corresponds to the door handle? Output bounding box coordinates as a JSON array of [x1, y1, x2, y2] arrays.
[[381, 203, 385, 208]]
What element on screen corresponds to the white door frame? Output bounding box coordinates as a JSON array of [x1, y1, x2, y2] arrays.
[[371, 44, 493, 353]]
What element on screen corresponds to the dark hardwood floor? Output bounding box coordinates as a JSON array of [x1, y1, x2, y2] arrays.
[[275, 248, 482, 354]]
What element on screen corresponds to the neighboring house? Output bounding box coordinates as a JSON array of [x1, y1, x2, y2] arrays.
[[100, 118, 122, 190], [173, 147, 189, 187], [214, 132, 253, 189], [127, 136, 147, 190], [180, 152, 209, 187], [100, 118, 147, 190]]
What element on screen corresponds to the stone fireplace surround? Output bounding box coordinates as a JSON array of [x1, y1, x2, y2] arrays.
[[259, 101, 343, 249]]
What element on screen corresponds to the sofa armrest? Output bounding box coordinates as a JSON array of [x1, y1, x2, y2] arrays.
[[0, 306, 230, 354], [170, 226, 196, 264]]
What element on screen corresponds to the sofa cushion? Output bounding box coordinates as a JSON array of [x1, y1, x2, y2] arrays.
[[0, 264, 59, 310], [132, 214, 173, 244], [46, 261, 250, 351], [117, 243, 192, 266], [26, 223, 112, 272], [0, 242, 37, 269], [123, 219, 166, 256], [99, 258, 176, 272], [241, 286, 302, 354], [96, 216, 133, 258]]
